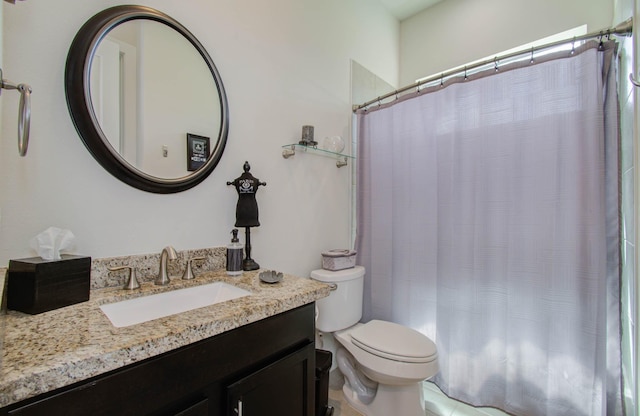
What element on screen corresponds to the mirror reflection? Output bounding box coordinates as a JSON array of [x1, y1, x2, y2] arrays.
[[91, 20, 221, 179], [66, 5, 228, 193]]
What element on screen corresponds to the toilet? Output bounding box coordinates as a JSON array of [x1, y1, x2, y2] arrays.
[[311, 266, 438, 416]]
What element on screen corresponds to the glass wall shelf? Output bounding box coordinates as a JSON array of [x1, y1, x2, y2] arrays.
[[281, 143, 355, 168]]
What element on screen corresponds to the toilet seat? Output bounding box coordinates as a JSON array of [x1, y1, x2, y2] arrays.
[[350, 320, 437, 364], [335, 322, 439, 387]]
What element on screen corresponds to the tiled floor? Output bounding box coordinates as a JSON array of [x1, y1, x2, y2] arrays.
[[328, 381, 509, 416], [328, 386, 364, 416], [422, 382, 509, 416]]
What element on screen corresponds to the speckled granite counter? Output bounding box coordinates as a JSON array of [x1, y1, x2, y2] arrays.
[[0, 269, 329, 408]]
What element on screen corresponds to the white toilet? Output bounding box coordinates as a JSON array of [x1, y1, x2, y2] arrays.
[[311, 266, 438, 416]]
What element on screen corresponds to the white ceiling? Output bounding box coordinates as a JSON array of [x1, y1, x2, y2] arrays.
[[378, 0, 444, 21]]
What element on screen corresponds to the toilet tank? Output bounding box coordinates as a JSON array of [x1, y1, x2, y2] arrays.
[[311, 266, 364, 332]]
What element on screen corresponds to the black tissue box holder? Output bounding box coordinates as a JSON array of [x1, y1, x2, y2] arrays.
[[7, 254, 91, 314]]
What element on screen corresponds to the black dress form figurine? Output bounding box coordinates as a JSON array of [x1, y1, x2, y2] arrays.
[[227, 161, 266, 271]]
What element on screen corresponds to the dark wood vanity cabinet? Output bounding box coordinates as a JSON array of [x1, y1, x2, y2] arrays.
[[226, 343, 314, 415], [1, 303, 316, 416]]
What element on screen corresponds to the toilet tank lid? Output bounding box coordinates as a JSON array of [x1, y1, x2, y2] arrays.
[[310, 266, 365, 282]]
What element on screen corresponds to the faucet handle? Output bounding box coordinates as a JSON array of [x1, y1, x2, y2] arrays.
[[108, 266, 140, 290], [182, 257, 206, 280]]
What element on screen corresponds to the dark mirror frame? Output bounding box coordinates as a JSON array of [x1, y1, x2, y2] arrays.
[[65, 5, 229, 193]]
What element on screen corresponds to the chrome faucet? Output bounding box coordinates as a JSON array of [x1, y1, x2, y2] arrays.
[[155, 246, 177, 286]]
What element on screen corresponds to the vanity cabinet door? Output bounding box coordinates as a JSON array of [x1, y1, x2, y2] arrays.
[[226, 342, 315, 416]]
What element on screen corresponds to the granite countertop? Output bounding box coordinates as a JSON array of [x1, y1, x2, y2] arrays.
[[0, 269, 329, 408]]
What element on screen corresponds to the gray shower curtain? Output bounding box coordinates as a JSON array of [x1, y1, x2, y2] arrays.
[[355, 41, 622, 415]]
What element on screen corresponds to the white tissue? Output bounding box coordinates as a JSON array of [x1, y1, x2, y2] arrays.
[[30, 227, 75, 260]]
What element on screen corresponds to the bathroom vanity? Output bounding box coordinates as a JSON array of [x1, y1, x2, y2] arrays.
[[0, 270, 329, 415]]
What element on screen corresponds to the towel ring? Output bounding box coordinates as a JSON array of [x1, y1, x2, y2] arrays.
[[0, 68, 32, 156]]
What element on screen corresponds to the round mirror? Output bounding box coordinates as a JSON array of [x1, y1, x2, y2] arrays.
[[65, 5, 229, 193]]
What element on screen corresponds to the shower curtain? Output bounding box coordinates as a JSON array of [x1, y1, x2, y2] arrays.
[[355, 42, 622, 416]]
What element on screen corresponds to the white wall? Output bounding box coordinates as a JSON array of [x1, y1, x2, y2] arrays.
[[0, 3, 3, 174], [400, 0, 614, 85], [0, 0, 399, 278], [626, 0, 640, 410], [613, 0, 637, 409], [613, 0, 634, 24], [612, 0, 637, 411]]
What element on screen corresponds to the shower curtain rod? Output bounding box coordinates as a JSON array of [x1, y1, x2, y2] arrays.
[[354, 18, 633, 111]]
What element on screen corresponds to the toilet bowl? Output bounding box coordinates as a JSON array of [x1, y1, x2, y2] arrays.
[[311, 266, 439, 416]]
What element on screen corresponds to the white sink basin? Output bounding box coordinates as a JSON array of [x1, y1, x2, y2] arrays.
[[100, 282, 251, 327]]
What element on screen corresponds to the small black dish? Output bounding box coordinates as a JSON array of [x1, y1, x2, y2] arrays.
[[259, 270, 283, 284]]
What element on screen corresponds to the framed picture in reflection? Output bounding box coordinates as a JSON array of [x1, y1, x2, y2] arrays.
[[187, 133, 210, 171]]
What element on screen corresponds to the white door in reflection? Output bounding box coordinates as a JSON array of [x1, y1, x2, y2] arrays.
[[91, 37, 138, 166]]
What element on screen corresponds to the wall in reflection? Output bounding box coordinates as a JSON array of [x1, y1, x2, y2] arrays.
[[92, 20, 220, 179]]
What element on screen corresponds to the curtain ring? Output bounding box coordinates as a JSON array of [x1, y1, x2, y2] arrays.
[[598, 33, 604, 50], [570, 36, 576, 55], [494, 57, 499, 72], [464, 66, 468, 80], [530, 47, 535, 64], [440, 73, 444, 87]]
